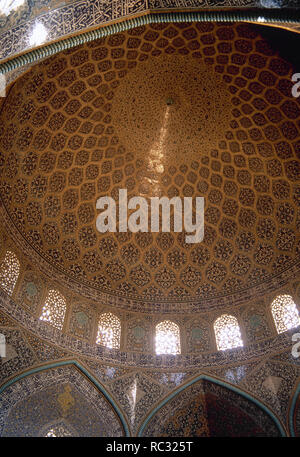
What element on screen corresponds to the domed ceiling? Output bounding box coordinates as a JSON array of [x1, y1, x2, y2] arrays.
[[0, 22, 299, 305]]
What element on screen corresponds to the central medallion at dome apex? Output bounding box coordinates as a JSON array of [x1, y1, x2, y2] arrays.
[[0, 22, 299, 306], [111, 53, 231, 197]]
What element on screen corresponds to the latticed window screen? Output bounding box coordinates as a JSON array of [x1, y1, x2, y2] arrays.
[[155, 320, 181, 355], [0, 250, 20, 294], [271, 294, 300, 334], [214, 314, 243, 351], [39, 289, 67, 330], [96, 312, 121, 349], [45, 424, 72, 437]]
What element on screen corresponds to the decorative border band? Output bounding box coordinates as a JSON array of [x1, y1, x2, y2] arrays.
[[1, 206, 299, 313], [1, 9, 300, 76], [0, 289, 298, 370]]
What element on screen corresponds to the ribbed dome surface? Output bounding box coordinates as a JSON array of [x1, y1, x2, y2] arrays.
[[0, 22, 299, 308]]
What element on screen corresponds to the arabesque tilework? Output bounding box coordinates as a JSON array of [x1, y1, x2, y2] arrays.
[[0, 18, 299, 437]]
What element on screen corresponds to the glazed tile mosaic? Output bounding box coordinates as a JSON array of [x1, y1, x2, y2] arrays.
[[0, 11, 299, 437], [0, 364, 126, 436], [141, 377, 283, 436]]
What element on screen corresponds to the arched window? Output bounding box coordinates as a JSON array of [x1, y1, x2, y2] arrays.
[[271, 294, 300, 334], [96, 312, 121, 349], [214, 314, 243, 351], [0, 250, 20, 294], [155, 320, 181, 355], [39, 289, 66, 330]]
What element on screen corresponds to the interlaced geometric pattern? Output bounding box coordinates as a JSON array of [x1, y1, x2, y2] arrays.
[[45, 425, 72, 437], [214, 314, 243, 351], [1, 22, 300, 306], [155, 320, 181, 355], [0, 250, 20, 295], [271, 294, 300, 334], [39, 289, 67, 330], [96, 313, 121, 349]]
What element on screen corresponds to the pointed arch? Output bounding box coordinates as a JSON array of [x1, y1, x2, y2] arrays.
[[138, 373, 286, 437], [0, 359, 130, 437]]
